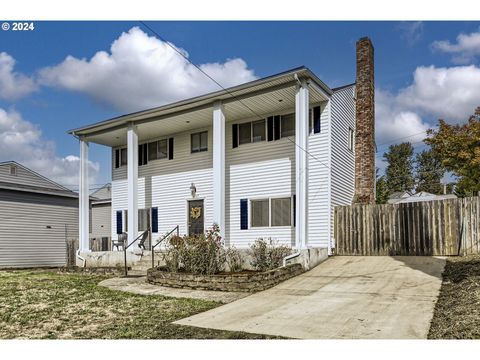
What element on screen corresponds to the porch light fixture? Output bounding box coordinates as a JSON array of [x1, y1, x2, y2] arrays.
[[190, 182, 197, 198]]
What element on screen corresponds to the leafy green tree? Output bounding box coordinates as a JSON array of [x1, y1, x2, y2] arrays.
[[383, 142, 415, 194], [425, 107, 480, 197], [376, 174, 390, 204], [414, 149, 445, 194]]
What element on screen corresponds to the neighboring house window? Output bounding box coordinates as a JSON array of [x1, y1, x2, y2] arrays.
[[124, 210, 128, 232], [9, 165, 17, 176], [348, 127, 354, 151], [191, 131, 208, 153], [271, 197, 292, 226], [251, 199, 269, 227]]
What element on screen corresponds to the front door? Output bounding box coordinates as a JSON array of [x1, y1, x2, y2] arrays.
[[188, 199, 204, 236]]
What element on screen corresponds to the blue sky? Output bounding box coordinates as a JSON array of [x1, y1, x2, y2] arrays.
[[1, 21, 480, 189]]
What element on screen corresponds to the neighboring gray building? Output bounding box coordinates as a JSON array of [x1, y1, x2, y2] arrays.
[[89, 183, 112, 251], [0, 161, 79, 268]]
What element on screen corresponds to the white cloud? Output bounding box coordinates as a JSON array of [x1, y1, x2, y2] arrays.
[[39, 26, 257, 112], [0, 52, 37, 100], [0, 108, 99, 187], [376, 88, 431, 147], [397, 21, 424, 46], [432, 30, 480, 64], [398, 65, 480, 121]]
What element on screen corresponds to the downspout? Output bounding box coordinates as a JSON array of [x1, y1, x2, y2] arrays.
[[76, 249, 86, 268], [283, 251, 301, 267], [73, 132, 87, 268]]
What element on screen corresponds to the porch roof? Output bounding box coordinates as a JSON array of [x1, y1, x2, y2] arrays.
[[69, 66, 333, 147]]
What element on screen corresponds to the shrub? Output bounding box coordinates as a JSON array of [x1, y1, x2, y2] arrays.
[[250, 238, 292, 271], [225, 246, 243, 273], [162, 224, 226, 275]]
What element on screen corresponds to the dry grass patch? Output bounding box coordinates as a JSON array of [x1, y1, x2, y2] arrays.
[[428, 256, 480, 339], [0, 269, 279, 339]]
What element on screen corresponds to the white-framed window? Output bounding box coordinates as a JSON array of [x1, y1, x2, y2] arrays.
[[348, 127, 354, 151], [148, 139, 168, 161], [237, 120, 266, 146], [114, 148, 127, 168], [191, 131, 208, 153], [9, 165, 17, 176], [251, 199, 269, 227], [138, 208, 149, 232], [251, 197, 293, 228], [280, 113, 295, 138]]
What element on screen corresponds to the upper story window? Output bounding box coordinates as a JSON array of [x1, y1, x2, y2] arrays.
[[115, 137, 174, 169], [280, 114, 295, 138], [148, 139, 168, 161], [238, 120, 266, 146], [309, 105, 322, 134], [348, 127, 354, 151], [9, 165, 17, 176], [191, 131, 208, 153]]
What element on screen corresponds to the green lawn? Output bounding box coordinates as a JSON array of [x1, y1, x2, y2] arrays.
[[428, 256, 480, 339], [0, 270, 277, 339]]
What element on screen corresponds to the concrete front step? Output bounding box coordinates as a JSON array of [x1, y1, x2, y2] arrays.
[[130, 255, 164, 271]]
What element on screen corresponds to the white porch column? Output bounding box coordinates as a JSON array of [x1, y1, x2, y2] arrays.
[[79, 138, 90, 252], [295, 80, 309, 249], [127, 123, 138, 246], [212, 101, 226, 240]]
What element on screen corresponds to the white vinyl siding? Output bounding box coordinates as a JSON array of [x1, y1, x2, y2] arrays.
[[307, 100, 332, 248], [330, 85, 356, 246], [226, 110, 296, 248], [111, 128, 213, 242]]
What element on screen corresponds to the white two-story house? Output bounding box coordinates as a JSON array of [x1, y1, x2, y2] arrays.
[[70, 37, 375, 258]]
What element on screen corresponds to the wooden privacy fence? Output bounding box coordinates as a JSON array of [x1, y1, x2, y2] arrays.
[[334, 197, 480, 256]]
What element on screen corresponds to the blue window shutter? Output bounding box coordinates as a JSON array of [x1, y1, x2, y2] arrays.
[[240, 199, 248, 230], [116, 210, 123, 234], [313, 106, 321, 134], [151, 207, 158, 233]]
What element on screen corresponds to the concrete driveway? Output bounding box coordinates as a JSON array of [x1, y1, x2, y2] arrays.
[[174, 256, 446, 339]]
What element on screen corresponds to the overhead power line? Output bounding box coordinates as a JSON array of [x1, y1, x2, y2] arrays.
[[138, 21, 332, 171]]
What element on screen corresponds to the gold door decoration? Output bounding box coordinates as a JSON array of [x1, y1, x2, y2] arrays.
[[190, 207, 202, 219]]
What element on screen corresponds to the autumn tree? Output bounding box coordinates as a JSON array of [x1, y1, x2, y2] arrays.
[[414, 149, 445, 194], [383, 142, 415, 194], [425, 107, 480, 197]]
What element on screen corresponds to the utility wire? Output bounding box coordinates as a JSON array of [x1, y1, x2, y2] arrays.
[[138, 21, 332, 171]]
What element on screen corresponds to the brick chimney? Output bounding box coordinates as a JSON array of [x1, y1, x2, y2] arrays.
[[354, 37, 375, 204]]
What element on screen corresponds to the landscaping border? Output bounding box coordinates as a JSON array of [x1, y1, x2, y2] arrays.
[[147, 263, 304, 292]]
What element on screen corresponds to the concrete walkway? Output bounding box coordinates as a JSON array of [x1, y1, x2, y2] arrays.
[[174, 256, 446, 339], [99, 276, 249, 304]]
